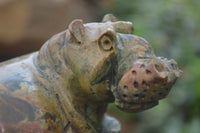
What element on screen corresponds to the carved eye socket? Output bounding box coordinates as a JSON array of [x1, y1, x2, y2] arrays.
[[99, 35, 114, 51]]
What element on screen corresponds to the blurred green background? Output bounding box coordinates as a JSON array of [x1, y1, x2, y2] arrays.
[[106, 0, 200, 133], [0, 0, 199, 133]]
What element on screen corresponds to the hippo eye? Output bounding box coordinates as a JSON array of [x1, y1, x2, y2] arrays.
[[99, 35, 114, 51]]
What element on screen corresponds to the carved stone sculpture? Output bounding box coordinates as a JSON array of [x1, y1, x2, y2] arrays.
[[0, 14, 182, 133]]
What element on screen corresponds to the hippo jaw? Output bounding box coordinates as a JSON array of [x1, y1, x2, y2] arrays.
[[112, 57, 182, 113], [115, 99, 159, 113]]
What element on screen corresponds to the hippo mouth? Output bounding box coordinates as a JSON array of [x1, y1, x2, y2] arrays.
[[115, 99, 158, 113], [112, 57, 182, 113]]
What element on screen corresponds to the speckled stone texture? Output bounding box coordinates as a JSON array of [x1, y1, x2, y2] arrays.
[[0, 14, 182, 133]]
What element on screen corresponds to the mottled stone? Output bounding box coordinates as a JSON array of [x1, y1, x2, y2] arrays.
[[0, 14, 182, 133]]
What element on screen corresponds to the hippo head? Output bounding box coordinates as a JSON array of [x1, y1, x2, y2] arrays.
[[66, 14, 182, 113]]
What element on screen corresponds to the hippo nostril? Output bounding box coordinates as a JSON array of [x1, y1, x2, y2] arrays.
[[142, 80, 146, 85], [123, 85, 128, 89], [134, 94, 139, 97], [133, 81, 139, 89], [146, 69, 152, 74], [142, 80, 150, 89], [123, 94, 128, 98], [134, 94, 140, 100], [132, 70, 137, 75]]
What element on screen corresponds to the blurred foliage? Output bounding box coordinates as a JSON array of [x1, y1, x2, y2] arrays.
[[107, 0, 200, 132]]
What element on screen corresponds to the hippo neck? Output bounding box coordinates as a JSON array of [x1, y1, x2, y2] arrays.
[[36, 30, 108, 133], [37, 30, 71, 78]]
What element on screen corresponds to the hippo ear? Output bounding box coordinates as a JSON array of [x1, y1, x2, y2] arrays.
[[69, 19, 84, 43], [102, 14, 118, 22]]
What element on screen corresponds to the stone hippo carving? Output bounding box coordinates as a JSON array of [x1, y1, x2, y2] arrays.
[[0, 14, 182, 133]]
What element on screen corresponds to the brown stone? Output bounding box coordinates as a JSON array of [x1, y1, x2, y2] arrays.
[[0, 14, 182, 133]]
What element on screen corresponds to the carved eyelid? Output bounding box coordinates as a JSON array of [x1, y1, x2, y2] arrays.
[[98, 30, 117, 45]]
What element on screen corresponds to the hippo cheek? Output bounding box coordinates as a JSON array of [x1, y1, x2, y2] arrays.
[[112, 59, 175, 113], [90, 54, 117, 86]]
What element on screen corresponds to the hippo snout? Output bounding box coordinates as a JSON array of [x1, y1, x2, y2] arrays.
[[113, 58, 182, 113], [119, 59, 168, 101]]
